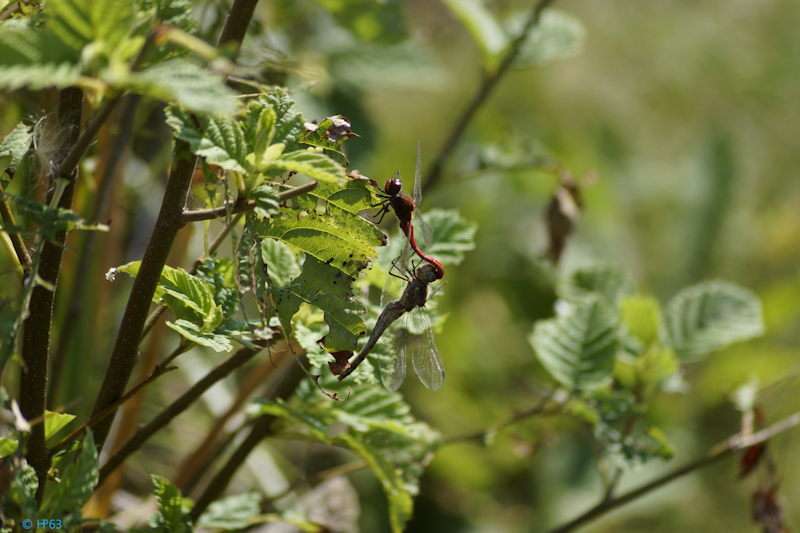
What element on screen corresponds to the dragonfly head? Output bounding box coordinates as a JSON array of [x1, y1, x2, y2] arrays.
[[384, 176, 402, 196], [417, 259, 445, 282]]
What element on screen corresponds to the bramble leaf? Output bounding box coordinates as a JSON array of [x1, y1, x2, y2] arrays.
[[164, 106, 247, 171], [43, 411, 76, 441], [270, 150, 346, 184], [442, 0, 507, 69], [510, 9, 585, 68], [560, 263, 634, 306], [43, 431, 99, 529], [0, 122, 33, 177], [196, 492, 260, 530], [664, 280, 764, 362], [530, 295, 619, 391]]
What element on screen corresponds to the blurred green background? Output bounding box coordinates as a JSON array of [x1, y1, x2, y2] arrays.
[[3, 0, 799, 531]]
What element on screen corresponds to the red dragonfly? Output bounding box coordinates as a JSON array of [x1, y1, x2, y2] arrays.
[[337, 245, 445, 391], [361, 141, 444, 278]]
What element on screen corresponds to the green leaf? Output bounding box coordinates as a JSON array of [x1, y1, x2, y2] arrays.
[[530, 295, 619, 391], [270, 150, 346, 184], [166, 319, 233, 352], [44, 431, 99, 529], [312, 0, 407, 44], [44, 411, 76, 441], [260, 238, 301, 288], [419, 208, 478, 266], [664, 280, 765, 362], [510, 9, 586, 68], [253, 376, 440, 533], [164, 106, 247, 171], [46, 0, 134, 51], [0, 437, 18, 457], [245, 91, 305, 153], [621, 296, 661, 345], [126, 58, 238, 114], [442, 0, 507, 69], [0, 122, 33, 176], [147, 475, 193, 532], [196, 492, 260, 530], [0, 62, 81, 90], [250, 183, 281, 218], [300, 115, 359, 168], [4, 459, 39, 520], [5, 195, 109, 242], [560, 263, 634, 306], [195, 258, 238, 319]]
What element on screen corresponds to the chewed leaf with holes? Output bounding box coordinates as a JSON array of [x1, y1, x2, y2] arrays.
[[270, 255, 366, 352], [252, 176, 386, 277]]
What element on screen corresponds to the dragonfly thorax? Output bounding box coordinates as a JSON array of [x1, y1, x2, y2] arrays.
[[416, 261, 444, 283]]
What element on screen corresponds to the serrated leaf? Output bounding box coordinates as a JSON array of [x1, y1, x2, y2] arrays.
[[44, 411, 76, 441], [195, 257, 238, 319], [46, 0, 134, 51], [511, 9, 585, 68], [5, 459, 39, 519], [245, 91, 304, 152], [5, 195, 109, 242], [148, 475, 192, 532], [300, 115, 359, 168], [0, 437, 18, 457], [665, 280, 765, 362], [251, 183, 281, 218], [126, 58, 238, 114], [419, 208, 477, 265], [313, 0, 406, 44], [0, 62, 81, 90], [44, 431, 98, 528], [164, 106, 246, 171], [196, 492, 260, 530], [442, 0, 507, 69], [560, 263, 634, 306], [0, 122, 33, 176], [621, 296, 661, 345], [270, 150, 346, 184], [530, 296, 619, 391], [167, 319, 233, 352]]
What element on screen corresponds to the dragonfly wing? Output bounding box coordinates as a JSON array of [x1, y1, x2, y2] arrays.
[[415, 210, 434, 250], [381, 317, 408, 392], [410, 308, 445, 391], [413, 141, 422, 207], [380, 263, 405, 308]]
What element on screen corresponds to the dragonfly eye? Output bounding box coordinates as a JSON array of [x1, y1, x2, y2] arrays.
[[384, 178, 402, 196], [418, 260, 445, 282]]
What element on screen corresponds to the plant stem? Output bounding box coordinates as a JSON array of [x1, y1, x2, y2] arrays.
[[546, 411, 800, 533], [19, 87, 83, 501], [189, 354, 307, 521], [97, 345, 264, 484], [423, 0, 556, 194], [179, 181, 317, 223], [0, 181, 32, 274]]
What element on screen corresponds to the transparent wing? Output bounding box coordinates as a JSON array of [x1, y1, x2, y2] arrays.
[[380, 315, 408, 392], [409, 308, 445, 391], [413, 141, 423, 207], [381, 242, 414, 308], [415, 210, 434, 250]]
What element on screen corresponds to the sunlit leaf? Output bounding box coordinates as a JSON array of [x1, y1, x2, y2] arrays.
[[0, 122, 33, 177], [145, 475, 192, 532], [167, 319, 233, 352], [530, 295, 619, 391], [196, 492, 260, 530], [260, 238, 301, 288], [164, 106, 247, 171], [621, 296, 661, 345], [270, 150, 346, 184], [43, 411, 76, 441], [245, 91, 305, 153], [42, 431, 99, 529], [560, 263, 634, 306], [664, 280, 765, 362]]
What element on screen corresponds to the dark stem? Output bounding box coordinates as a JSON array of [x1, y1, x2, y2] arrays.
[[546, 412, 800, 533], [189, 354, 306, 521], [423, 0, 556, 194], [97, 345, 263, 484], [49, 94, 141, 407], [20, 87, 83, 501], [179, 181, 317, 223], [216, 0, 259, 52], [89, 144, 198, 451]]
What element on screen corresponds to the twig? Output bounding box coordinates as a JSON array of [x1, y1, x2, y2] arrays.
[[545, 411, 800, 533], [0, 181, 32, 274], [264, 461, 368, 503], [97, 345, 264, 484], [423, 0, 557, 194], [442, 388, 559, 445], [178, 181, 317, 223], [189, 353, 307, 521]]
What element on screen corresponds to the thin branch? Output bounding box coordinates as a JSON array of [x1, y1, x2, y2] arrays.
[[0, 180, 32, 274], [97, 345, 264, 484], [546, 411, 800, 533], [264, 461, 368, 503], [189, 354, 307, 521], [423, 0, 556, 194], [442, 388, 559, 445], [178, 181, 317, 223]]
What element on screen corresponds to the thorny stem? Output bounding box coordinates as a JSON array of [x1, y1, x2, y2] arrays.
[[545, 411, 800, 533], [189, 353, 307, 521], [442, 388, 559, 445], [179, 180, 317, 223], [423, 0, 557, 194], [20, 87, 83, 502], [97, 345, 264, 484]]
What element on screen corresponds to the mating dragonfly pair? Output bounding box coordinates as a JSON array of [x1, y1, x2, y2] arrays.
[[334, 142, 446, 392]]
